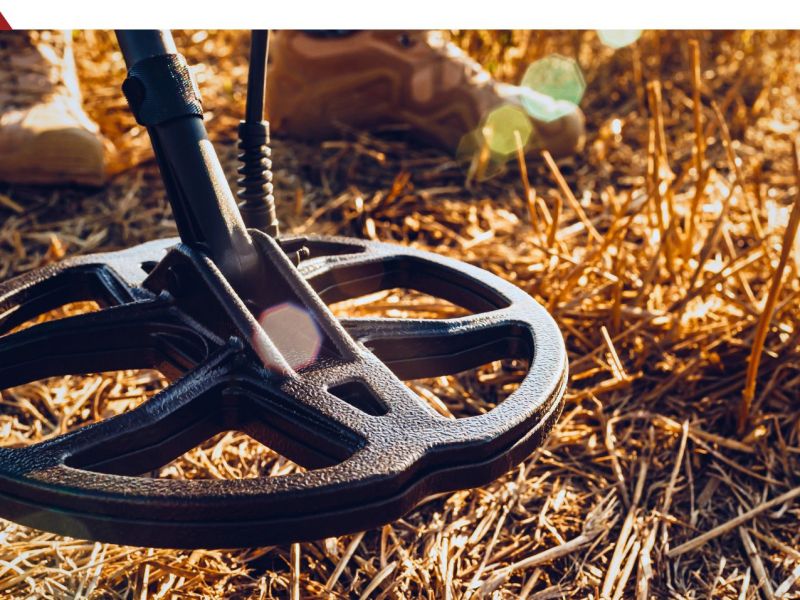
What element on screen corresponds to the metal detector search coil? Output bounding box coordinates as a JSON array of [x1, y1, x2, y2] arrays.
[[0, 30, 567, 548]]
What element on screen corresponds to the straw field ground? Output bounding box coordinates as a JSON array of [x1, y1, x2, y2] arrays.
[[1, 30, 800, 599]]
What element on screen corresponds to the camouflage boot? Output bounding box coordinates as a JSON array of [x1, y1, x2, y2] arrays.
[[0, 30, 107, 186], [267, 30, 585, 158]]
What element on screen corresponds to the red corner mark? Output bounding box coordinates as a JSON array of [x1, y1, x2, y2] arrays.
[[0, 12, 11, 30]]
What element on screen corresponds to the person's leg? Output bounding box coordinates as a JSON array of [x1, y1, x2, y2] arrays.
[[267, 30, 585, 158], [0, 30, 107, 186]]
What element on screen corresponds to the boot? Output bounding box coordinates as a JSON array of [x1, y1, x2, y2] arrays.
[[267, 30, 585, 158], [0, 30, 107, 186]]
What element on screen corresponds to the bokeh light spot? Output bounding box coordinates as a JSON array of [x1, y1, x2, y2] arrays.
[[483, 104, 532, 157], [456, 126, 518, 181], [456, 129, 483, 164], [597, 30, 642, 49], [520, 55, 585, 122], [258, 302, 322, 370], [455, 132, 510, 181], [518, 87, 580, 123]]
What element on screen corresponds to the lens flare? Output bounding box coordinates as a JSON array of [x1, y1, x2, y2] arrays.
[[483, 104, 532, 157], [518, 87, 580, 123], [456, 127, 513, 181], [520, 55, 585, 122], [597, 30, 642, 49], [257, 302, 323, 371]]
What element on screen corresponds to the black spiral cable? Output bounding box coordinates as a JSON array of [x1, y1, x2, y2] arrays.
[[237, 30, 279, 237]]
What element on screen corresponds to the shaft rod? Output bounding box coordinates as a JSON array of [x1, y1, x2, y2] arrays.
[[115, 30, 263, 294]]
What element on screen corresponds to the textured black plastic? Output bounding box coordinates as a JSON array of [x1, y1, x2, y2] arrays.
[[0, 235, 567, 548], [122, 53, 203, 127]]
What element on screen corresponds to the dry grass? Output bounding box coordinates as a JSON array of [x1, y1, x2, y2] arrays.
[[1, 29, 800, 598]]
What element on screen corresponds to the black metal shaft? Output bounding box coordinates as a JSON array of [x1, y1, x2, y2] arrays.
[[245, 30, 269, 123], [115, 30, 263, 294], [237, 30, 279, 237]]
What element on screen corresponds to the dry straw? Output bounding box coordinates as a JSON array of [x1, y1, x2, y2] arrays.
[[0, 29, 799, 598]]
